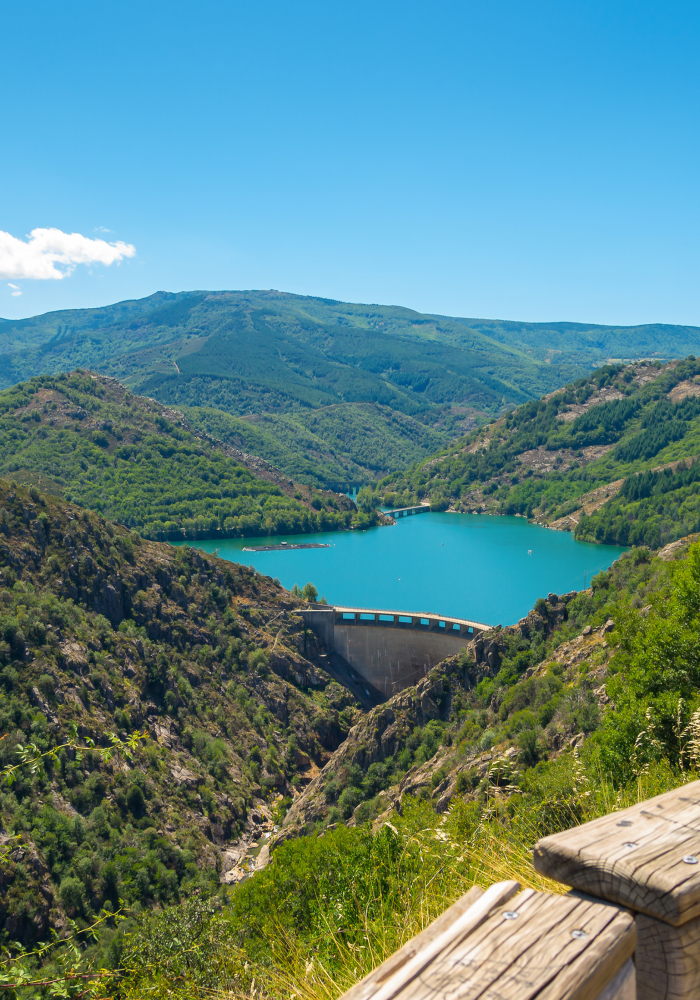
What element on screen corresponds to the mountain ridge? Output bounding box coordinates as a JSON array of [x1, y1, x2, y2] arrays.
[[3, 290, 699, 488]]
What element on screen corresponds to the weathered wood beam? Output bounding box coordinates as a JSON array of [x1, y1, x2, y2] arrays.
[[534, 778, 700, 1000], [339, 882, 635, 1000]]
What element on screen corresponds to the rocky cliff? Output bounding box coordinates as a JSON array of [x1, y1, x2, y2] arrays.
[[0, 480, 359, 948], [278, 587, 603, 838]]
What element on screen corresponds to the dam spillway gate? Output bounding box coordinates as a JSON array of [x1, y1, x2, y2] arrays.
[[298, 605, 491, 699]]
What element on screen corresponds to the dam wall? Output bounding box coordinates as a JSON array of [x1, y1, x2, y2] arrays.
[[299, 605, 491, 698]]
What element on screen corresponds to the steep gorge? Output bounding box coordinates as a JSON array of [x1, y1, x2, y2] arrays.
[[0, 481, 360, 947]]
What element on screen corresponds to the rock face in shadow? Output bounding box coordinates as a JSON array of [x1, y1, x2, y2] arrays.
[[277, 658, 468, 840]]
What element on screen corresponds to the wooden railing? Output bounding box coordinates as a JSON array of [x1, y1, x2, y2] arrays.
[[341, 779, 700, 1000]]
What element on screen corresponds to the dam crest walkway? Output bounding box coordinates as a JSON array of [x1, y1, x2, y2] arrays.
[[298, 604, 492, 700]]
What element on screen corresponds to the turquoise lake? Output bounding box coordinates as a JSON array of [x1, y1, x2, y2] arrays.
[[177, 513, 627, 627]]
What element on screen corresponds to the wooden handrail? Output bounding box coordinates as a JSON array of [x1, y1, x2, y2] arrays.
[[340, 883, 635, 1000], [339, 780, 700, 1000], [534, 778, 700, 1000]]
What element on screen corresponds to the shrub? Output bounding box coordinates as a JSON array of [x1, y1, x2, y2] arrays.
[[126, 784, 146, 816], [338, 786, 363, 818], [518, 727, 542, 766], [455, 768, 479, 793], [248, 648, 269, 675], [59, 876, 84, 915], [37, 673, 55, 698]]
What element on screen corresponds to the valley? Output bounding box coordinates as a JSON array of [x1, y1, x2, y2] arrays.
[[0, 371, 365, 541], [183, 511, 626, 627], [1, 299, 700, 1000], [7, 3, 699, 995], [0, 468, 694, 1000]]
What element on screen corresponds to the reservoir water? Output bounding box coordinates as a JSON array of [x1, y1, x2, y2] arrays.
[[177, 512, 627, 627]]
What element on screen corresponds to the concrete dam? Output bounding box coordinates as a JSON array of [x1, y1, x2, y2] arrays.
[[298, 604, 491, 699]]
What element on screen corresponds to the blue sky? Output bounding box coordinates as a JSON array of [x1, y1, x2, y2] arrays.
[[1, 1, 699, 325]]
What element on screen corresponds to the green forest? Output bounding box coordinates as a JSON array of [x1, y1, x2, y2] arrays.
[[3, 293, 699, 410], [3, 291, 700, 493], [577, 459, 700, 547], [0, 372, 369, 541], [378, 357, 700, 550], [185, 402, 449, 489], [3, 478, 700, 1000], [0, 481, 361, 993], [0, 291, 547, 422]]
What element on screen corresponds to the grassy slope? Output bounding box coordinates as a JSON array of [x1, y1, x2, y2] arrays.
[[0, 371, 371, 541], [378, 357, 700, 548], [3, 291, 700, 487]]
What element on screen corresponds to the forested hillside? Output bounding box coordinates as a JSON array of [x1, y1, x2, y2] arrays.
[[3, 290, 700, 487], [4, 469, 700, 1000], [206, 536, 700, 1000], [19, 523, 698, 1000], [0, 480, 359, 955], [0, 371, 367, 540], [184, 402, 448, 488], [378, 357, 700, 550]]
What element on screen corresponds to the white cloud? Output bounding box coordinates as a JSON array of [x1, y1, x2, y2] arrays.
[[0, 227, 136, 281], [94, 226, 112, 233], [7, 283, 21, 297]]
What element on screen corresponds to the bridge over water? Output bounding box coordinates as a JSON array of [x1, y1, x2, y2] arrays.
[[298, 604, 491, 699], [384, 503, 431, 519]]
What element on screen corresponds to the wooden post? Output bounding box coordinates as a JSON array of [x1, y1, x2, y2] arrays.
[[534, 778, 700, 1000], [339, 881, 635, 1000]]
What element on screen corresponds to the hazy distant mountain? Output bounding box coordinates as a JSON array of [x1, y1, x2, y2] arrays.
[[2, 290, 699, 486]]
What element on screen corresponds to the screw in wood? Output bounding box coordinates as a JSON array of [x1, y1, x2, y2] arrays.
[[571, 930, 588, 939], [503, 911, 520, 920], [682, 855, 699, 864], [616, 820, 632, 827], [623, 842, 638, 849]]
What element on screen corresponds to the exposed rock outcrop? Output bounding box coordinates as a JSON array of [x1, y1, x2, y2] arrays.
[[277, 588, 607, 839]]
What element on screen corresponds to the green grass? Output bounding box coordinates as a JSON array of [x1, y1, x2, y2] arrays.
[[108, 763, 681, 1000]]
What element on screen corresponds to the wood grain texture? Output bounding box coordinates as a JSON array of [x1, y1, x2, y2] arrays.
[[635, 910, 700, 1000], [594, 960, 635, 1000], [372, 888, 635, 1000], [533, 778, 700, 926], [338, 886, 486, 1000], [367, 881, 521, 1000]]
